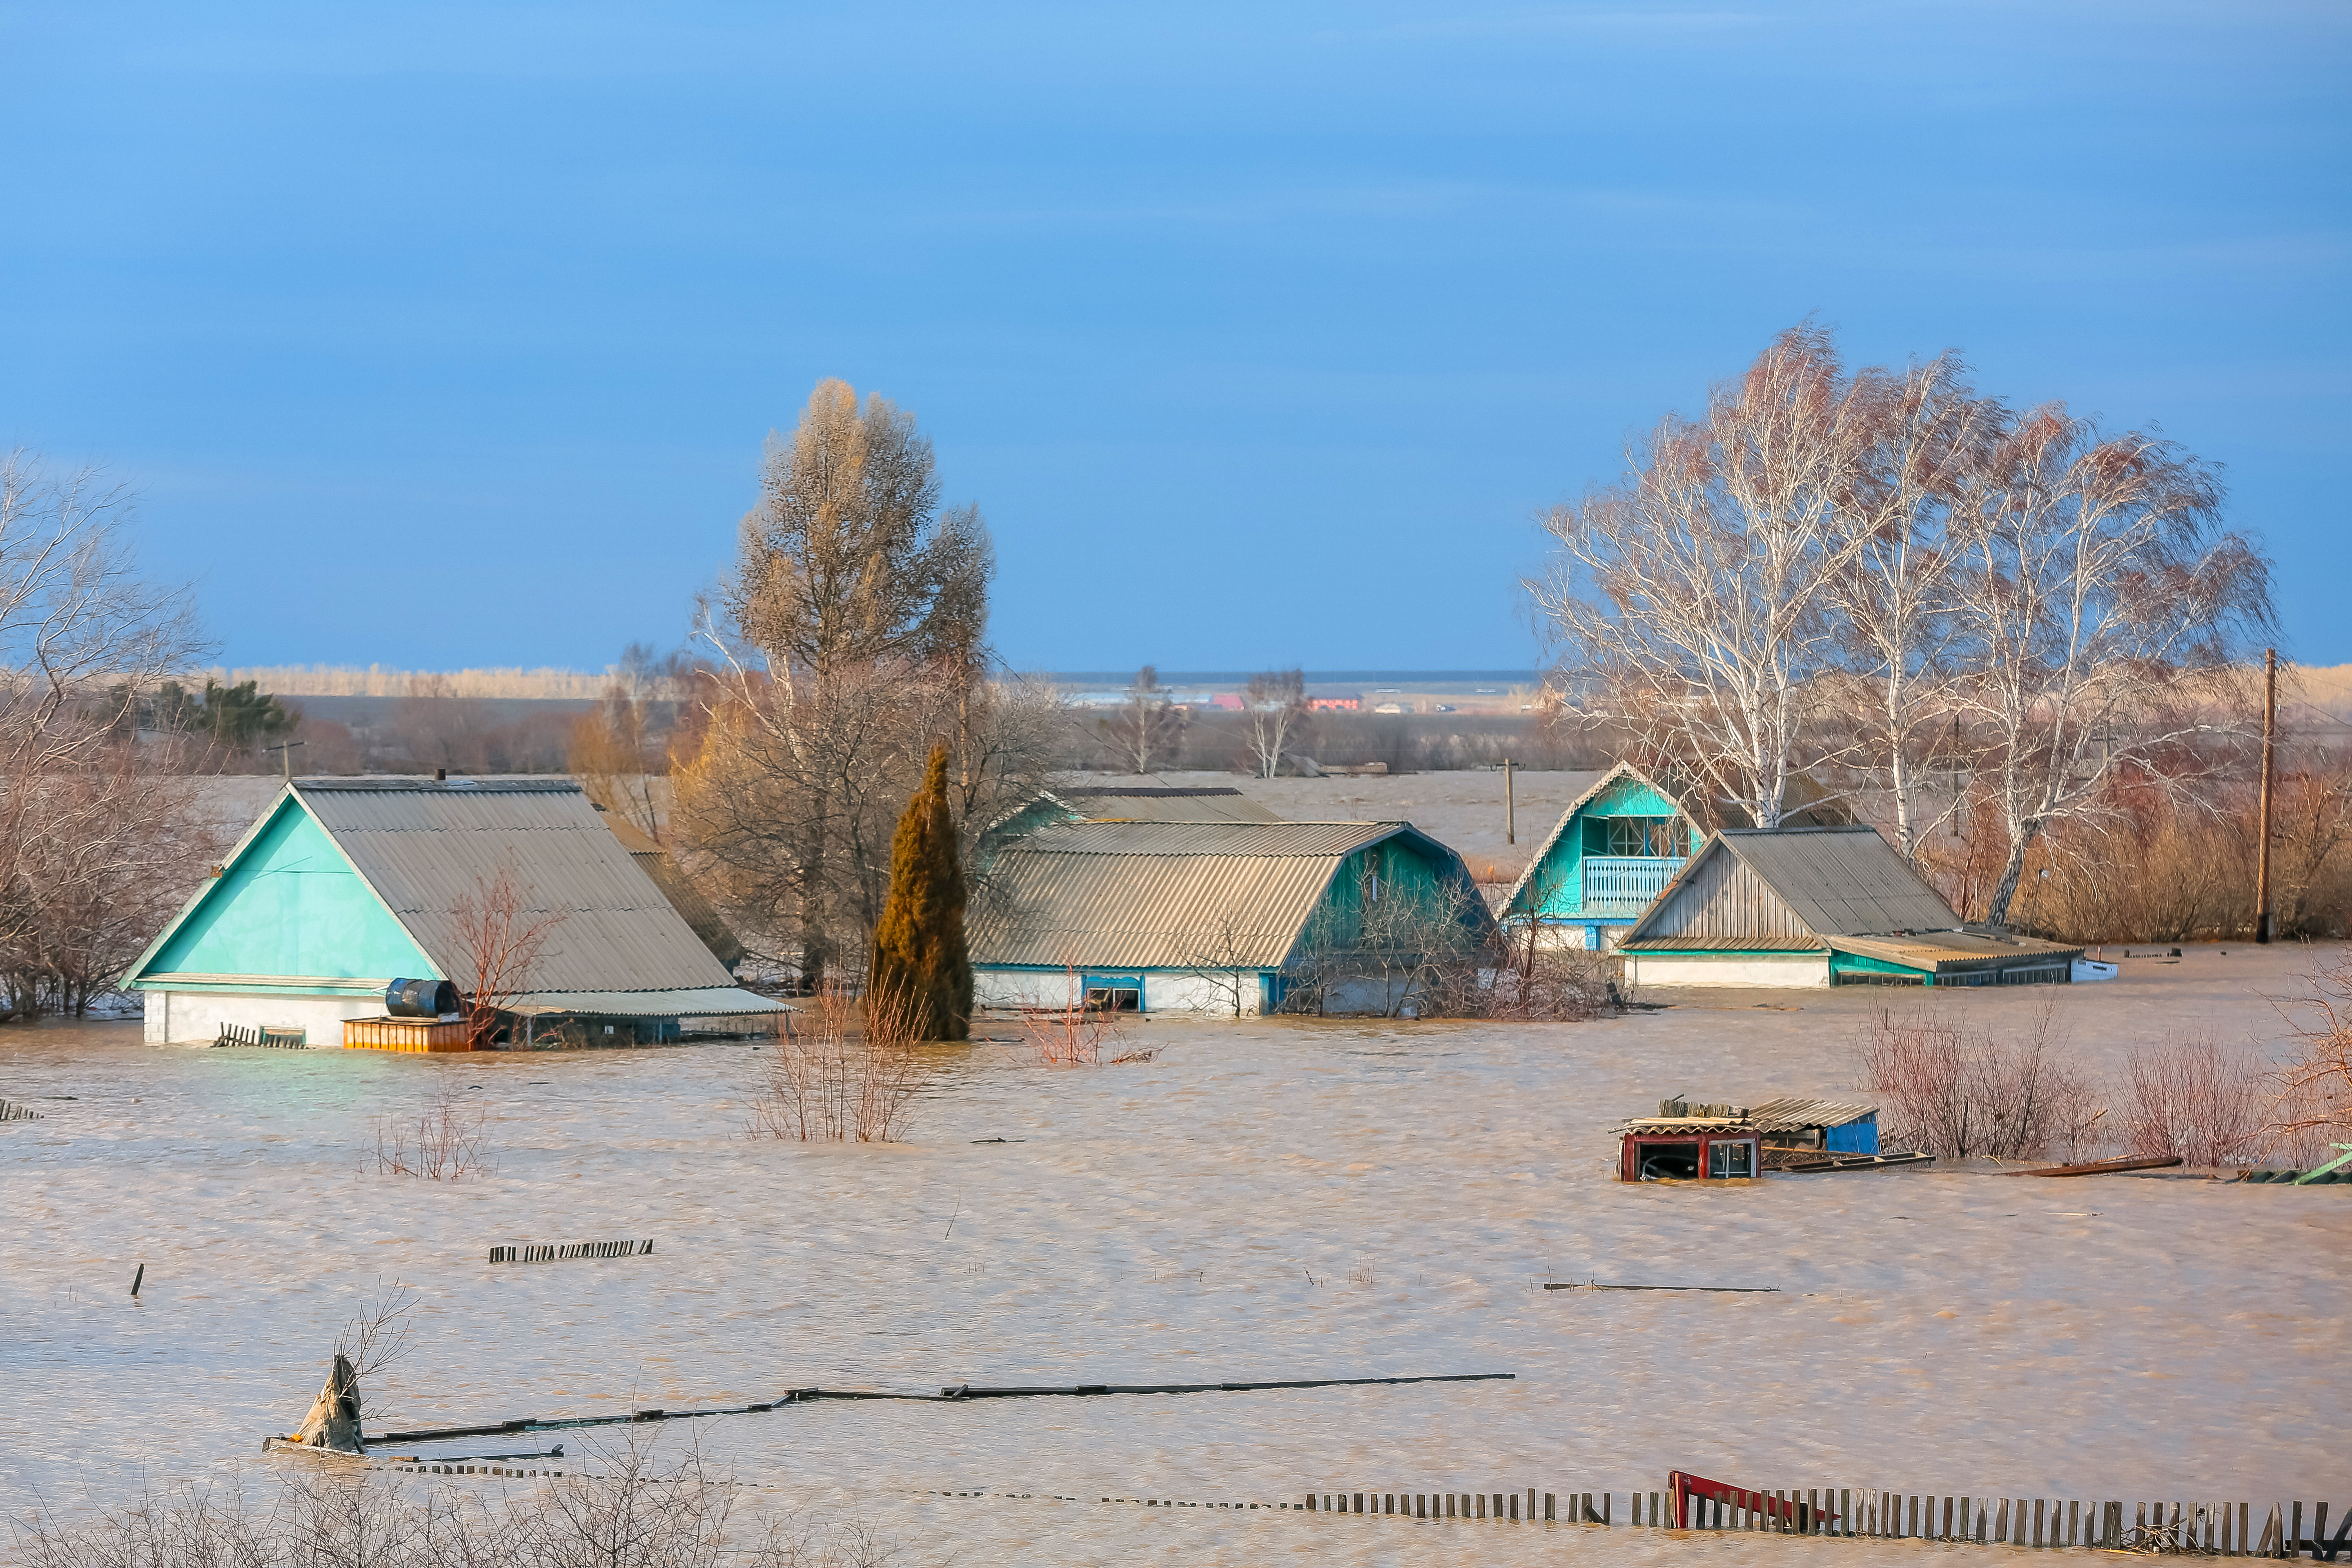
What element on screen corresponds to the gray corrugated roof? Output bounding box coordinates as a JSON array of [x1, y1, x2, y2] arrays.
[[969, 820, 1465, 970], [1716, 829, 1962, 934], [1828, 931, 2083, 971], [296, 780, 746, 1000], [1013, 821, 1405, 857], [1745, 1096, 1878, 1131]]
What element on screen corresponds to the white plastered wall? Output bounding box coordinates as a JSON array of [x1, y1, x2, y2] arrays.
[[1621, 953, 1831, 989], [143, 991, 385, 1047], [973, 969, 1267, 1016]]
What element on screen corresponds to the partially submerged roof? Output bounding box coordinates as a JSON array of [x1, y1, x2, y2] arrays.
[[1623, 826, 1962, 944], [1745, 1097, 1878, 1132], [127, 778, 784, 1015], [969, 819, 1484, 971]]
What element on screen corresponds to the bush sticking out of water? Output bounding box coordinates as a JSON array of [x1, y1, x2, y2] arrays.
[[746, 985, 923, 1141], [1857, 1004, 2103, 1162], [11, 1440, 927, 1568], [371, 1071, 495, 1180], [2117, 1036, 2273, 1167]]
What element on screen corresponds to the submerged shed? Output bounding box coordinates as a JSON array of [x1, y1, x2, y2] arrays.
[[968, 819, 1494, 1014], [1617, 826, 2082, 989], [124, 778, 788, 1048]]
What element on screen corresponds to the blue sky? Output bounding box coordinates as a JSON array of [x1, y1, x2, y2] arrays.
[[4, 2, 2345, 674]]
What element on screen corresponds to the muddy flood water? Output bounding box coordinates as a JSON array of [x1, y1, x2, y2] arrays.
[[4, 944, 2348, 1564]]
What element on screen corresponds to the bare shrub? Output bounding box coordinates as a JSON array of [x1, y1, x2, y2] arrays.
[[1858, 1005, 2100, 1161], [2116, 1036, 2272, 1167], [373, 1071, 496, 1179], [449, 859, 567, 1049], [10, 1440, 933, 1568], [746, 985, 922, 1141], [2270, 948, 2352, 1164]]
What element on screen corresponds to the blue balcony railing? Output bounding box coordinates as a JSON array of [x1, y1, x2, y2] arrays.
[[1580, 855, 1684, 913]]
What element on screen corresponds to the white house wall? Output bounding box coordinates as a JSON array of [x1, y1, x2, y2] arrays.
[[144, 991, 387, 1047], [1622, 953, 1831, 990], [973, 968, 1267, 1016]]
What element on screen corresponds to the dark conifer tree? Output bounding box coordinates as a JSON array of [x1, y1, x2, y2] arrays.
[[869, 743, 971, 1040]]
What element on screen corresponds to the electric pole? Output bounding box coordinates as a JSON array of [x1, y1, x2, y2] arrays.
[[1504, 756, 1515, 845], [2256, 648, 2276, 944]]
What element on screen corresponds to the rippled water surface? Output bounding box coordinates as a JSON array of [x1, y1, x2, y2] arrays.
[[4, 945, 2346, 1564]]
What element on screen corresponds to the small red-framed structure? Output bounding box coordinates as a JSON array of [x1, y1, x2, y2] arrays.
[[1668, 1470, 1839, 1530], [1618, 1116, 1761, 1182]]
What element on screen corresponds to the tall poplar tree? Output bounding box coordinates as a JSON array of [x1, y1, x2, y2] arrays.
[[869, 743, 971, 1040]]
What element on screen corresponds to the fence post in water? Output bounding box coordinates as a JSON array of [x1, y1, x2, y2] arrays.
[[1543, 1493, 1555, 1522]]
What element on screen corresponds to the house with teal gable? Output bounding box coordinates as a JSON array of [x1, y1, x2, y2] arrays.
[[125, 777, 786, 1048], [1497, 762, 1703, 951]]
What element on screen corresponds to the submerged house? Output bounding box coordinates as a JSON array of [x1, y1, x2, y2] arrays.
[[1496, 763, 1699, 951], [125, 778, 788, 1047], [967, 820, 1496, 1014], [1616, 826, 2083, 989]]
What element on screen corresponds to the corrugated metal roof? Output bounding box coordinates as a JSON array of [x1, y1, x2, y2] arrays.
[[1626, 826, 1960, 944], [1617, 935, 1826, 953], [968, 820, 1476, 971], [1828, 931, 2083, 971], [1014, 820, 1405, 857], [295, 780, 742, 998], [1716, 828, 1958, 935], [1745, 1096, 1877, 1131]]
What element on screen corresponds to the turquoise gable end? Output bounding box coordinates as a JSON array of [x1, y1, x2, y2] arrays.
[[1505, 764, 1695, 922], [138, 799, 436, 986]]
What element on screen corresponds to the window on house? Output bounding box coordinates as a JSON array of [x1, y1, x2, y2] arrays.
[[1707, 1139, 1755, 1178], [1605, 818, 1686, 857]]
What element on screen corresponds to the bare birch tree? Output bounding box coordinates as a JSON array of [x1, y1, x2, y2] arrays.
[[1106, 664, 1181, 774], [1822, 353, 1998, 857], [1242, 667, 1310, 779], [1951, 408, 2271, 925], [1530, 325, 1868, 828]]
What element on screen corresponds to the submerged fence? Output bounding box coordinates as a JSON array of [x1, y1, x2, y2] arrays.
[[1303, 1487, 2348, 1555]]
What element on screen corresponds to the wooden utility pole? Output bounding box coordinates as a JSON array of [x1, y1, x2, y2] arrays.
[[1504, 757, 1515, 845], [2256, 648, 2276, 944]]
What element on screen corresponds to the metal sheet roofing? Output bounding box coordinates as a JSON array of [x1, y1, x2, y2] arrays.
[[1012, 821, 1405, 857], [294, 780, 747, 1001], [1054, 786, 1285, 824], [1827, 931, 2083, 971], [1717, 828, 1959, 935], [968, 820, 1452, 971], [1745, 1097, 1878, 1131], [1627, 826, 1961, 942]]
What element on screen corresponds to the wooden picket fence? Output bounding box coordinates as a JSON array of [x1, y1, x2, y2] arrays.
[[0, 1098, 44, 1121], [1303, 1487, 2348, 1555], [488, 1240, 655, 1264]]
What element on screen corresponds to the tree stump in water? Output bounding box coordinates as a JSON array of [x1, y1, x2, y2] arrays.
[[292, 1353, 363, 1452]]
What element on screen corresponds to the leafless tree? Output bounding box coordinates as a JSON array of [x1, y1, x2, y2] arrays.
[[373, 1069, 497, 1179], [1105, 664, 1181, 775], [1949, 407, 2272, 925], [2116, 1036, 2271, 1167], [1530, 325, 1869, 828], [745, 984, 924, 1141], [2272, 949, 2352, 1160], [0, 452, 207, 969], [1822, 353, 1998, 856], [0, 743, 226, 1016], [1241, 667, 1310, 779], [1171, 915, 1261, 1016], [448, 859, 568, 1047], [1856, 1004, 2102, 1161], [685, 380, 994, 991]]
